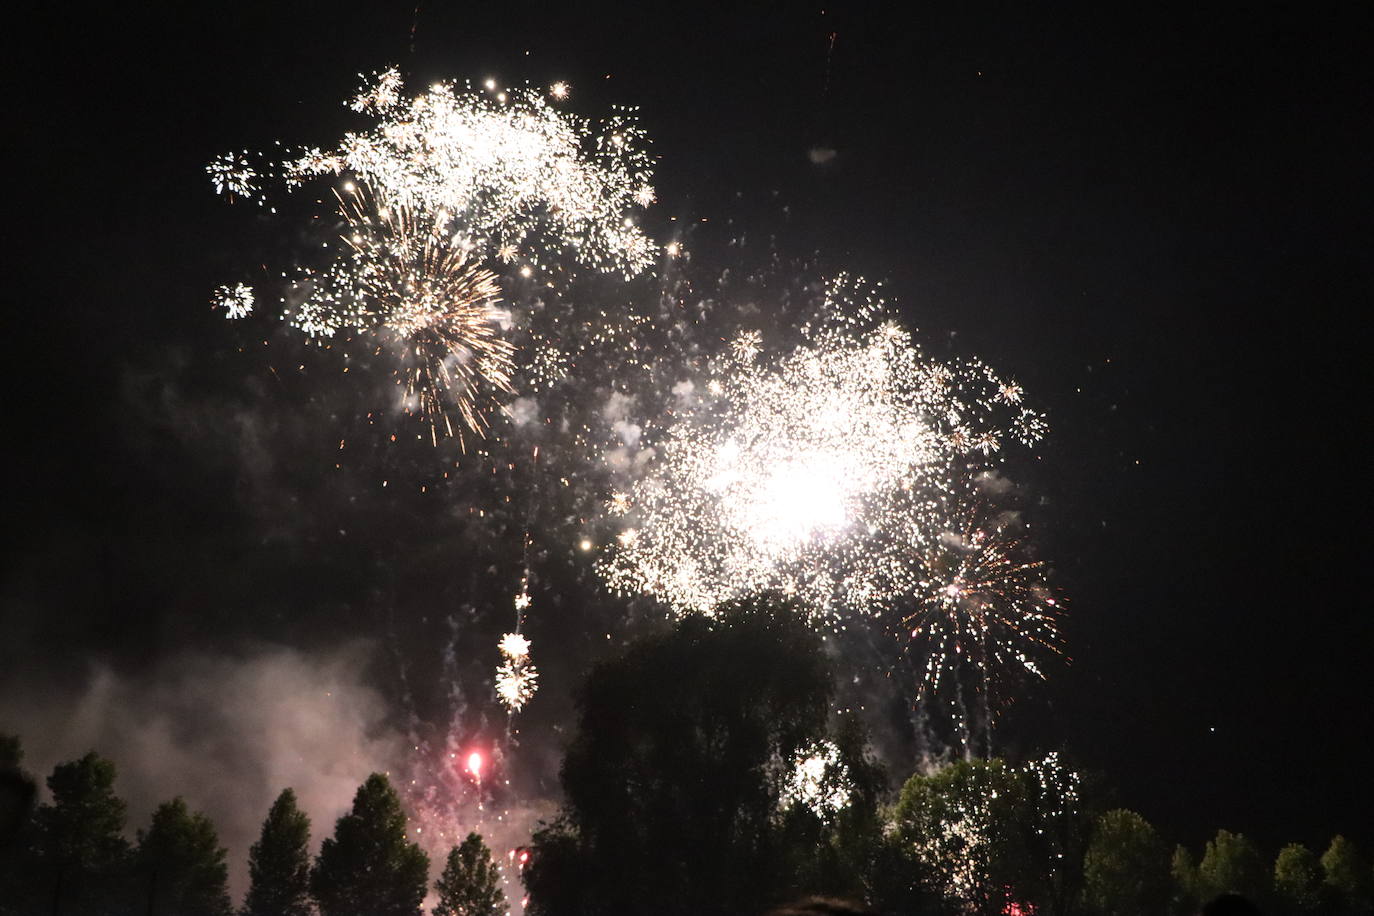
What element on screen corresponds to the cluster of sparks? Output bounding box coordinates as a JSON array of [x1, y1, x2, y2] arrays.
[[293, 182, 514, 440], [209, 67, 658, 441], [909, 506, 1062, 708], [597, 277, 1058, 697], [495, 631, 539, 712], [212, 283, 254, 319]]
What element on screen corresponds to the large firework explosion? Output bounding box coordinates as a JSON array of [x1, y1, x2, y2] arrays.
[[595, 276, 1049, 625], [210, 68, 658, 441]]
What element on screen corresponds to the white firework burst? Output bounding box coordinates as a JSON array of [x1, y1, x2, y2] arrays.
[[213, 283, 254, 319], [599, 279, 1039, 621], [284, 67, 658, 276]]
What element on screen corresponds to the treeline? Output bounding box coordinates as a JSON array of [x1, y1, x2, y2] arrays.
[[886, 758, 1373, 916], [4, 599, 1372, 916], [517, 599, 1373, 916], [0, 737, 508, 916]]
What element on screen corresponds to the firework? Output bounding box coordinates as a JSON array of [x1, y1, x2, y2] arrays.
[[213, 283, 254, 319], [781, 740, 852, 820], [906, 503, 1062, 706], [206, 152, 260, 201], [285, 68, 657, 276], [495, 631, 539, 712], [286, 182, 514, 440], [598, 277, 1046, 622], [210, 67, 659, 441]]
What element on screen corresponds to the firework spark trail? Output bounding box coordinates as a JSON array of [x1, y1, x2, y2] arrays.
[[906, 503, 1063, 708], [597, 276, 1047, 624]]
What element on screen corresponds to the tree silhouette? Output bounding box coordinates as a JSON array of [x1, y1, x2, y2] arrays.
[[243, 789, 313, 916], [136, 797, 233, 916], [890, 758, 1027, 916], [0, 734, 39, 916], [433, 832, 506, 916], [1171, 845, 1201, 916], [1272, 843, 1322, 915], [311, 773, 428, 916], [524, 596, 836, 916], [1198, 830, 1266, 904], [1081, 809, 1170, 916], [0, 734, 37, 848], [29, 752, 133, 916], [1321, 836, 1371, 915]]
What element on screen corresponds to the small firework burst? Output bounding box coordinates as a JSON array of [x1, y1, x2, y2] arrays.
[[906, 504, 1063, 707], [288, 182, 514, 440], [206, 152, 259, 200], [213, 283, 254, 319], [495, 632, 539, 712]]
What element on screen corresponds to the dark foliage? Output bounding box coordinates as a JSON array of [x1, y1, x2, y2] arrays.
[[524, 596, 841, 916], [135, 797, 234, 916], [242, 788, 313, 916], [433, 832, 507, 916], [310, 773, 429, 916]]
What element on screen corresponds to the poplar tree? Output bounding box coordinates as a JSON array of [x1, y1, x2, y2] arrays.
[[311, 774, 428, 916], [243, 789, 313, 916], [433, 832, 507, 916]]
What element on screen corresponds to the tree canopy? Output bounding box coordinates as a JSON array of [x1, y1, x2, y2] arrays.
[[1197, 829, 1267, 904], [30, 752, 133, 916], [135, 797, 233, 916], [524, 596, 842, 916], [311, 772, 429, 916], [1272, 842, 1323, 915], [243, 788, 313, 916], [433, 832, 507, 916], [1081, 809, 1171, 916]]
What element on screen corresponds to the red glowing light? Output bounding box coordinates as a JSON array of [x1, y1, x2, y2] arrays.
[[466, 751, 483, 778]]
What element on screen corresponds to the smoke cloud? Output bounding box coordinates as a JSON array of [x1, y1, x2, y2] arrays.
[[0, 643, 407, 903]]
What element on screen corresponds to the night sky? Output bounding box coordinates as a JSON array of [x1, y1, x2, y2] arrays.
[[4, 0, 1370, 885]]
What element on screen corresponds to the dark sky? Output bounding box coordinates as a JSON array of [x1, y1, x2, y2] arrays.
[[4, 0, 1370, 863]]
